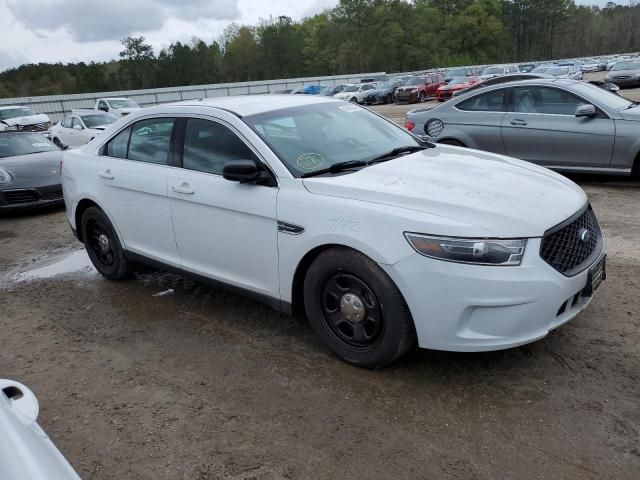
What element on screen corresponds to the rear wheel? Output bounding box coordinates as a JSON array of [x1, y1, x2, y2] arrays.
[[303, 247, 416, 368], [81, 207, 132, 280]]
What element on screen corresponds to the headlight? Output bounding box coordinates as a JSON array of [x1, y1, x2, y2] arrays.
[[0, 167, 13, 184], [426, 119, 445, 137], [411, 88, 418, 92], [405, 233, 527, 266]]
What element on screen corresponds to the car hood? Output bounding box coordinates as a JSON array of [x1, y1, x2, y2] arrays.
[[619, 105, 640, 121], [368, 88, 392, 95], [1, 114, 50, 127], [112, 108, 141, 115], [302, 146, 586, 238], [334, 92, 354, 99], [439, 84, 467, 91], [0, 151, 62, 178]]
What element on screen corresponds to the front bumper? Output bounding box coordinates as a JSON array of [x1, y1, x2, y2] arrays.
[[607, 77, 640, 87], [395, 91, 418, 103], [383, 238, 605, 352], [0, 184, 64, 212]]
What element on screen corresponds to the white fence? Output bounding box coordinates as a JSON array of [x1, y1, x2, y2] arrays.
[[0, 72, 386, 122]]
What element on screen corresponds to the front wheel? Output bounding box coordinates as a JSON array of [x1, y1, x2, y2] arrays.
[[303, 248, 416, 368], [349, 97, 358, 103], [418, 92, 426, 103], [81, 207, 132, 280]]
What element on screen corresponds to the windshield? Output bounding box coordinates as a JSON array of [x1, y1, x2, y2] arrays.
[[0, 133, 58, 158], [0, 107, 35, 121], [108, 99, 140, 109], [343, 85, 359, 92], [244, 102, 419, 177], [482, 67, 503, 75], [548, 67, 569, 75], [320, 86, 333, 94], [80, 113, 119, 128], [376, 82, 395, 90], [612, 61, 640, 71], [572, 82, 633, 110], [448, 77, 468, 85], [406, 77, 425, 86]]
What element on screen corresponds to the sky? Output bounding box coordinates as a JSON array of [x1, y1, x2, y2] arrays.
[[0, 0, 611, 72]]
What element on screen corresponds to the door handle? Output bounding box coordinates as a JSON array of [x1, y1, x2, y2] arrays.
[[172, 183, 195, 195], [510, 119, 528, 126], [98, 170, 114, 180]]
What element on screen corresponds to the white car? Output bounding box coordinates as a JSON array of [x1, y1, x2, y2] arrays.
[[0, 105, 51, 134], [0, 380, 81, 479], [479, 64, 520, 80], [50, 111, 120, 148], [62, 95, 606, 368], [95, 97, 142, 116], [333, 83, 377, 104]]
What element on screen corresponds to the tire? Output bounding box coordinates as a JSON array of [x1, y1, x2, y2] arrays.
[[303, 247, 416, 368], [350, 97, 358, 103], [418, 92, 426, 103], [439, 139, 465, 147], [81, 206, 132, 280], [386, 93, 393, 104]]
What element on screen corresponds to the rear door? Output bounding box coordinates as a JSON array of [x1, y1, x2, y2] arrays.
[[501, 85, 614, 168], [168, 116, 279, 298], [97, 117, 181, 264], [450, 88, 508, 153]]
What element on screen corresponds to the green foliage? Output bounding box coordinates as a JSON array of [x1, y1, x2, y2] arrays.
[[1, 1, 640, 98]]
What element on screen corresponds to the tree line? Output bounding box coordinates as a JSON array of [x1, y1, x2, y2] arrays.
[[1, 0, 639, 99]]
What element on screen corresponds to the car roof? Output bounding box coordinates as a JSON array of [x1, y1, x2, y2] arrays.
[[0, 105, 26, 110], [173, 94, 343, 117]]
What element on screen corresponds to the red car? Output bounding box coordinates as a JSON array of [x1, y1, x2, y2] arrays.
[[395, 73, 446, 103], [436, 76, 481, 101]]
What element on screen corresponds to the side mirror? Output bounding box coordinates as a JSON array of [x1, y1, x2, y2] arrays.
[[223, 160, 261, 183], [73, 124, 83, 130], [575, 104, 597, 118]]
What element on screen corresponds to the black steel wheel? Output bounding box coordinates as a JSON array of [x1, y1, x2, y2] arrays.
[[321, 273, 384, 351], [304, 247, 416, 368], [81, 206, 132, 279]]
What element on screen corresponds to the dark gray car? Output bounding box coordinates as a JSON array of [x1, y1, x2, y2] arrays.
[[0, 132, 64, 212], [406, 79, 640, 176], [605, 60, 640, 88]]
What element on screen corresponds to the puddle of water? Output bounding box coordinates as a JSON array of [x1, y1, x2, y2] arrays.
[[14, 249, 97, 282]]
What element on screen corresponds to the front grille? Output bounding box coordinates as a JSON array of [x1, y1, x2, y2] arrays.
[[16, 122, 51, 132], [4, 189, 39, 204], [540, 205, 602, 276], [42, 186, 63, 200]]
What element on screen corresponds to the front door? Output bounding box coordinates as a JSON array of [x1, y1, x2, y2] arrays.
[[501, 86, 614, 168], [168, 117, 279, 298]]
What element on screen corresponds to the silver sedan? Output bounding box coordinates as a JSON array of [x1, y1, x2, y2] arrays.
[[405, 79, 640, 176]]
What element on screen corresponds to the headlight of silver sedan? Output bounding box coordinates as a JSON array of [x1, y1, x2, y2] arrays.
[[0, 167, 13, 184], [405, 233, 527, 266]]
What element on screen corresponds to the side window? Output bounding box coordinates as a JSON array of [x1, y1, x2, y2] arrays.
[[457, 89, 506, 112], [98, 101, 108, 111], [514, 87, 586, 115], [105, 126, 131, 159], [61, 117, 72, 128], [128, 118, 175, 165], [182, 118, 257, 175], [72, 117, 83, 128]]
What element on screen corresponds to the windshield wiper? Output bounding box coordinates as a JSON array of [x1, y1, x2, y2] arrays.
[[301, 160, 369, 178], [368, 145, 431, 164], [301, 145, 431, 178]]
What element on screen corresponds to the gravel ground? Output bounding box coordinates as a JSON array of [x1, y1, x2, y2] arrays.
[[1, 78, 639, 479]]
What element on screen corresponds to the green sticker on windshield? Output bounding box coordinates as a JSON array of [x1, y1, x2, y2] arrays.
[[296, 153, 325, 170]]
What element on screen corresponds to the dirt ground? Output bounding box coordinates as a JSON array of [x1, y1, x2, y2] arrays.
[[1, 82, 640, 479]]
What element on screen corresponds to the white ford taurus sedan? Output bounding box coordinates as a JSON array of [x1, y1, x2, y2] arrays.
[[62, 95, 606, 368]]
